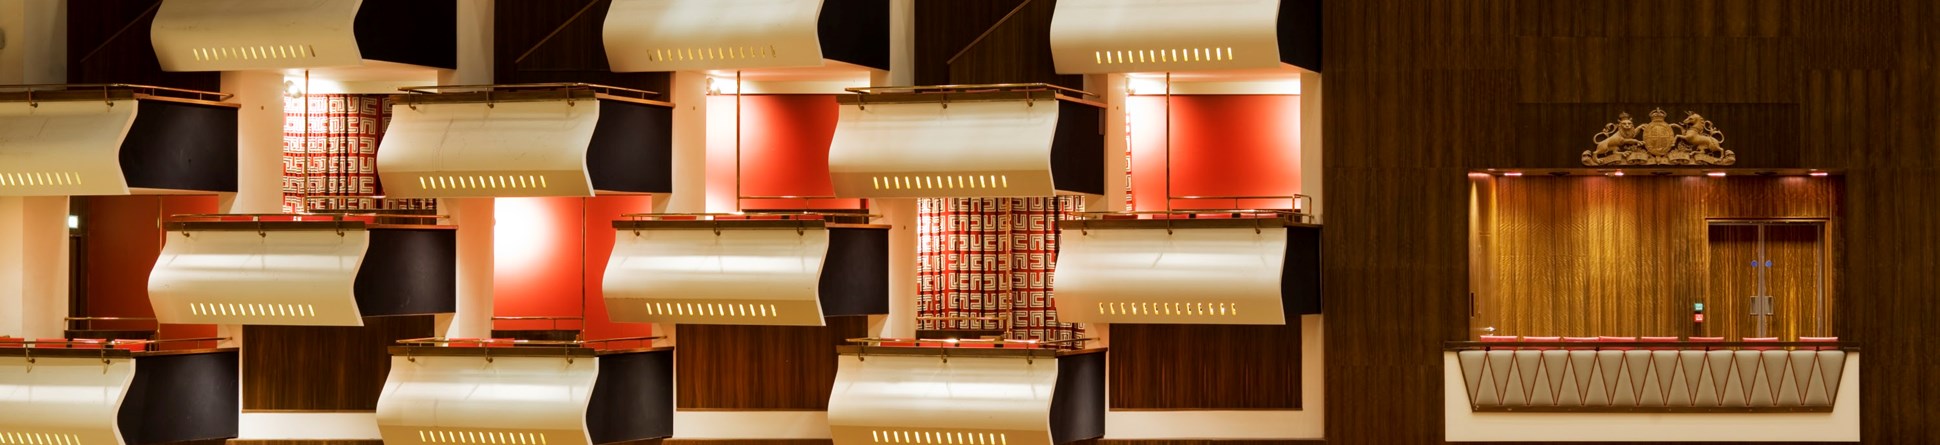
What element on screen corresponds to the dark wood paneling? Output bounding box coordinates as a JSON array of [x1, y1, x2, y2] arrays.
[[242, 315, 435, 410], [1492, 103, 1804, 169], [67, 0, 219, 90], [942, 0, 1079, 86], [1108, 324, 1301, 410], [494, 0, 670, 93], [913, 0, 1029, 86], [674, 317, 869, 409], [1474, 176, 1842, 339], [1319, 0, 1936, 443]]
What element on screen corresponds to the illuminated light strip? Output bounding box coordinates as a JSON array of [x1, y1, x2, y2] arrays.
[[646, 45, 779, 62], [0, 432, 81, 445], [415, 430, 548, 445], [641, 302, 781, 318], [1097, 301, 1239, 316], [0, 172, 83, 187], [418, 175, 551, 191], [191, 44, 315, 62], [870, 429, 1006, 445], [869, 175, 1011, 190], [188, 303, 318, 318], [1092, 46, 1236, 65]]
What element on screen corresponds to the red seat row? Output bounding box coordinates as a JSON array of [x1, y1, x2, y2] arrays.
[[0, 337, 148, 351]]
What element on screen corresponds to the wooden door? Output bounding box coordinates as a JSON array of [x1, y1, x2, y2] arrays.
[[1705, 225, 1759, 339], [1706, 222, 1828, 340]]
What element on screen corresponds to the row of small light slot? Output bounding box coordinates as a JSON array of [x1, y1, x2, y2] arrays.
[[418, 175, 550, 190], [640, 302, 780, 318], [873, 175, 1010, 190], [0, 172, 82, 187], [644, 45, 779, 62], [872, 430, 1007, 445], [1094, 47, 1236, 65], [1098, 301, 1240, 316], [1491, 171, 1831, 177], [191, 45, 315, 62], [188, 302, 317, 317], [417, 430, 546, 445], [0, 433, 81, 445]]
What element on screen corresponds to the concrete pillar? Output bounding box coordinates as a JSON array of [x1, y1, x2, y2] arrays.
[[220, 71, 287, 215], [0, 0, 68, 338], [436, 0, 497, 339], [1299, 70, 1322, 221]]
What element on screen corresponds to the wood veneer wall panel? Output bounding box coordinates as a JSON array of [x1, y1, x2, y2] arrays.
[[1107, 324, 1300, 410], [674, 317, 868, 410], [241, 315, 435, 410], [912, 0, 1028, 86], [941, 0, 1079, 87], [67, 0, 221, 91], [494, 0, 670, 93], [1475, 176, 1840, 339]]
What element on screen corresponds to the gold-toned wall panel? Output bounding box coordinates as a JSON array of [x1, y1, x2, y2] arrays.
[[1473, 176, 1841, 339]]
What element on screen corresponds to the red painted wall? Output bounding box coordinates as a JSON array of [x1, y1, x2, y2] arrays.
[[1128, 95, 1302, 211], [580, 196, 657, 341], [83, 195, 218, 341], [733, 95, 863, 211], [492, 196, 654, 340]]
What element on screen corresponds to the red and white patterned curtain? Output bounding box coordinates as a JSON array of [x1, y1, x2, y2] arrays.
[[281, 94, 434, 213], [917, 197, 1085, 341]]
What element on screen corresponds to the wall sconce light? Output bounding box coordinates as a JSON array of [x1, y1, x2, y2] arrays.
[[282, 80, 304, 100]]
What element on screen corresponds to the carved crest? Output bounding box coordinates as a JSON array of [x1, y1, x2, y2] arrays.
[[1583, 108, 1734, 166]]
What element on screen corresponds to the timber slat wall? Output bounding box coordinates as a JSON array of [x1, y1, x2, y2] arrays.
[[67, 0, 220, 91], [242, 315, 435, 410], [674, 317, 869, 409], [1327, 0, 1938, 442], [1474, 176, 1843, 339], [1107, 324, 1301, 410]]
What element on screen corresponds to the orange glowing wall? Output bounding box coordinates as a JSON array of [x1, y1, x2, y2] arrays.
[[82, 195, 219, 341], [492, 196, 656, 340], [1128, 94, 1302, 211]]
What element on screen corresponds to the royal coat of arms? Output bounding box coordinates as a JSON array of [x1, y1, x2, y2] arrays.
[[1583, 108, 1734, 166]]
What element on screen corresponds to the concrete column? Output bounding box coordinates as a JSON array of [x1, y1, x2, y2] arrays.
[[435, 0, 497, 339], [662, 71, 709, 214], [0, 0, 68, 338], [220, 71, 287, 214], [1299, 70, 1323, 221]]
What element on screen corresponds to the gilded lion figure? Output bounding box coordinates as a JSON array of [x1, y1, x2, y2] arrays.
[[1590, 112, 1643, 158]]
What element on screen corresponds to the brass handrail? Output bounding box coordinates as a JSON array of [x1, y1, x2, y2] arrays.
[[618, 212, 882, 221], [398, 83, 660, 98], [0, 83, 233, 101], [1, 336, 228, 347], [395, 335, 663, 347], [63, 317, 159, 330], [846, 336, 1094, 349], [844, 83, 1096, 98], [491, 316, 585, 331]]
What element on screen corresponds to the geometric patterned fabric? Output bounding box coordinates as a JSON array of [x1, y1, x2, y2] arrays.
[[916, 197, 1085, 341]]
